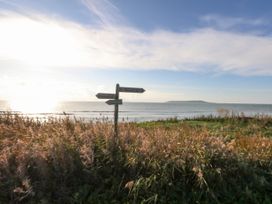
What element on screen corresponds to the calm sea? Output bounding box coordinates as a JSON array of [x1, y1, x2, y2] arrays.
[[0, 101, 272, 122]]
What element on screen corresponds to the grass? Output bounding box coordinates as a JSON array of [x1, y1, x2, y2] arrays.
[[0, 113, 272, 203]]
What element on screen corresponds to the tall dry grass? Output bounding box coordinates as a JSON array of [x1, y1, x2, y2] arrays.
[[0, 113, 271, 203]]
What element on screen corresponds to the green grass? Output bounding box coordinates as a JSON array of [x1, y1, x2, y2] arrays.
[[0, 113, 271, 203], [139, 116, 272, 139]]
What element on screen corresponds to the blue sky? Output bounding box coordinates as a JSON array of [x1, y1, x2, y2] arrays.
[[0, 0, 272, 103]]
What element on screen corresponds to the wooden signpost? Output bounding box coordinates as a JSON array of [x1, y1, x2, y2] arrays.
[[96, 83, 145, 141]]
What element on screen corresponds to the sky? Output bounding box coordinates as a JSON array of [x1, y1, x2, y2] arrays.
[[0, 0, 272, 104]]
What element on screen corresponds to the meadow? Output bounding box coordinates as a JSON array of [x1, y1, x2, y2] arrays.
[[0, 113, 271, 203]]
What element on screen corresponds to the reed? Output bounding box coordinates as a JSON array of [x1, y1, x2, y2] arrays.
[[0, 113, 271, 203]]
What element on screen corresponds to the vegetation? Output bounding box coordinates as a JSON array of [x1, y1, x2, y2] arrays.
[[0, 113, 272, 203]]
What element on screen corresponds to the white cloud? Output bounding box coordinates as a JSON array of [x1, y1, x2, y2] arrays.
[[0, 8, 272, 76]]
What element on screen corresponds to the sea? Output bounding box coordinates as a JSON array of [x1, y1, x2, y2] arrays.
[[1, 101, 272, 122]]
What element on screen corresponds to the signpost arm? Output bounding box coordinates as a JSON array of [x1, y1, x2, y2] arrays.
[[114, 83, 119, 141]]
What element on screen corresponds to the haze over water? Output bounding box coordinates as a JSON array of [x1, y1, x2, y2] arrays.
[[1, 101, 272, 122]]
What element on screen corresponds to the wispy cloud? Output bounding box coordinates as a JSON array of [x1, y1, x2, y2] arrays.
[[200, 14, 268, 29], [81, 0, 126, 26], [0, 1, 272, 76]]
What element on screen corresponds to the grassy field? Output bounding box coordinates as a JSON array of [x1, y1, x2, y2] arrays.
[[0, 113, 272, 203]]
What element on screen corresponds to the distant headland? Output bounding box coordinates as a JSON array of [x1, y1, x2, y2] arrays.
[[166, 100, 211, 104]]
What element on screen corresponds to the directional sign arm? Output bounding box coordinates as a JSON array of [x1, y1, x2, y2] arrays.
[[96, 93, 116, 99], [106, 99, 123, 105], [118, 87, 145, 93]]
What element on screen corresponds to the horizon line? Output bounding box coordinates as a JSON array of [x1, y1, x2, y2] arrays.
[[0, 100, 272, 105]]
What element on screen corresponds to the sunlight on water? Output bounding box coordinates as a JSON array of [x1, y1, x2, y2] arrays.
[[6, 80, 60, 114], [8, 99, 58, 114]]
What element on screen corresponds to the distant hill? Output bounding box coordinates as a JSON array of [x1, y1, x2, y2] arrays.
[[166, 100, 211, 104]]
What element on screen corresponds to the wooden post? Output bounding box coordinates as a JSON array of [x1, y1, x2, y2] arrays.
[[114, 83, 119, 141]]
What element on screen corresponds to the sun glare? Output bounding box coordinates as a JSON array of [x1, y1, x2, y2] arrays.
[[9, 98, 58, 114], [7, 80, 60, 114], [0, 13, 88, 69]]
